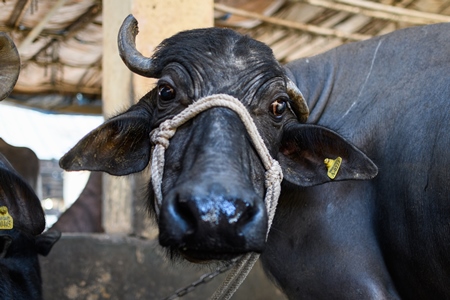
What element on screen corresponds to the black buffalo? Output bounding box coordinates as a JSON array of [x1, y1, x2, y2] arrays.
[[0, 153, 60, 299], [0, 31, 60, 300], [60, 15, 449, 299]]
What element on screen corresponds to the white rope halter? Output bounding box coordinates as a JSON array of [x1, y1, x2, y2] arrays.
[[150, 94, 283, 300]]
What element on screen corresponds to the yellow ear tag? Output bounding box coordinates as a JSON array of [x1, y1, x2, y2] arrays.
[[324, 157, 342, 180], [0, 206, 13, 230]]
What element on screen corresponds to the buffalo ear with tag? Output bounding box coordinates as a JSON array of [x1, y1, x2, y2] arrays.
[[60, 104, 153, 176], [278, 123, 378, 187]]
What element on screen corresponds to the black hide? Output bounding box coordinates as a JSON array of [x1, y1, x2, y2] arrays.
[[60, 19, 449, 299], [272, 23, 450, 299]]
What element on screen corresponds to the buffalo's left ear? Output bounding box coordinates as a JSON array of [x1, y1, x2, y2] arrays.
[[60, 105, 152, 176], [278, 123, 378, 187], [35, 230, 61, 256]]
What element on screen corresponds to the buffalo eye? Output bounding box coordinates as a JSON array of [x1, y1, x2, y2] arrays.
[[158, 84, 176, 101], [270, 99, 287, 118]]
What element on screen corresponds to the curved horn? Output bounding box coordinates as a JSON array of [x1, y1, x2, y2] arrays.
[[118, 14, 156, 77], [0, 32, 20, 101], [286, 78, 309, 123]]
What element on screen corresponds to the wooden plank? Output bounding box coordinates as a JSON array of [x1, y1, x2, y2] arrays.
[[102, 0, 134, 234]]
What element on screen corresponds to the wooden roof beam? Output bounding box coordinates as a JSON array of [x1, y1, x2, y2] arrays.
[[17, 0, 69, 53], [335, 0, 450, 23], [6, 0, 32, 28], [29, 2, 102, 61], [298, 0, 450, 25], [12, 83, 101, 95], [214, 3, 371, 41], [61, 1, 102, 40]]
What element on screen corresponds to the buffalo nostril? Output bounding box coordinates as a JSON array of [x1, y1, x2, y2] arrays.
[[237, 204, 256, 226], [174, 194, 197, 235], [237, 200, 266, 235], [159, 193, 197, 247]]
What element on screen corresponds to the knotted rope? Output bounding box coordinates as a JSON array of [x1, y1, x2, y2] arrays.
[[150, 94, 283, 300]]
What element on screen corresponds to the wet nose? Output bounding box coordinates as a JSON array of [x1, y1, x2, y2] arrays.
[[158, 183, 268, 253]]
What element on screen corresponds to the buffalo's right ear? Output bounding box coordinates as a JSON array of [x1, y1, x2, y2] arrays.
[[60, 106, 153, 176], [278, 123, 378, 187]]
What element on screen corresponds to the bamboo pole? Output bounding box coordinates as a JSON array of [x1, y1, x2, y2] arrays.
[[301, 0, 442, 25], [102, 0, 134, 234], [12, 83, 100, 95], [335, 0, 450, 23], [7, 0, 32, 28], [17, 0, 69, 53], [214, 3, 372, 41]]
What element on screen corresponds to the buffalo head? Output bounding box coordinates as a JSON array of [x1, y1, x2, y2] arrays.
[[0, 32, 20, 101], [60, 15, 377, 262]]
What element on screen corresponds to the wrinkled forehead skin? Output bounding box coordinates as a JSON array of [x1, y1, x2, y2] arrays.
[[150, 27, 287, 102]]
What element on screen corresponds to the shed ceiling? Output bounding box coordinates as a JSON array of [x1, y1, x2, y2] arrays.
[[1, 0, 449, 114]]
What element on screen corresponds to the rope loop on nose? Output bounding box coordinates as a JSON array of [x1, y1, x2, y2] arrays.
[[264, 160, 283, 233], [152, 120, 175, 149], [149, 94, 283, 300]]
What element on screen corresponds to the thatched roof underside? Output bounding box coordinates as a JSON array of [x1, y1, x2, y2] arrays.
[[1, 0, 449, 113]]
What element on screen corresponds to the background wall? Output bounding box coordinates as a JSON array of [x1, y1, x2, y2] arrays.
[[40, 234, 287, 300]]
